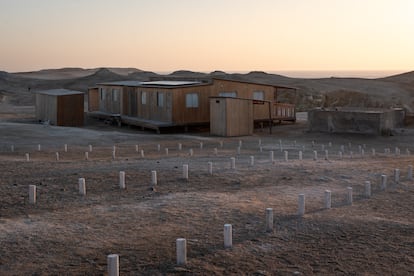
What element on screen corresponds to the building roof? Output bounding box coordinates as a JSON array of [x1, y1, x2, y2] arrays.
[[98, 80, 143, 87], [97, 80, 207, 88], [35, 89, 84, 96], [212, 77, 297, 90]]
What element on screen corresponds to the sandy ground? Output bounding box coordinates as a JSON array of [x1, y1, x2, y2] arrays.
[[0, 116, 413, 275]]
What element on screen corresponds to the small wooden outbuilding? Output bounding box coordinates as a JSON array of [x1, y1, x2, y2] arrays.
[[35, 89, 84, 126], [210, 97, 254, 136]]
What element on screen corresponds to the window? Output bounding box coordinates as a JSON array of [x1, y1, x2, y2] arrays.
[[219, 91, 237, 98], [186, 93, 199, 108], [112, 89, 120, 101], [157, 92, 164, 107], [141, 91, 147, 105], [253, 91, 264, 101], [100, 88, 105, 100]]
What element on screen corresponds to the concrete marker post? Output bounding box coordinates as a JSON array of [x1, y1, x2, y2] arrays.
[[84, 152, 89, 161], [107, 254, 119, 276], [112, 150, 116, 160], [224, 224, 233, 248], [230, 157, 236, 170], [270, 151, 274, 163], [178, 143, 182, 151], [37, 144, 41, 151], [381, 174, 387, 190], [165, 148, 169, 156], [284, 151, 288, 162], [157, 144, 161, 151], [299, 151, 303, 161], [79, 178, 86, 196], [258, 139, 262, 147], [29, 185, 36, 204], [324, 150, 329, 160], [208, 162, 213, 175], [364, 181, 371, 198], [176, 238, 187, 266], [394, 169, 400, 184], [250, 156, 254, 166], [408, 165, 413, 181], [119, 171, 125, 189], [151, 171, 157, 187], [324, 190, 331, 209], [298, 194, 305, 216], [64, 144, 68, 152], [55, 152, 60, 161], [265, 208, 273, 232], [135, 145, 139, 152], [189, 149, 193, 157], [239, 140, 242, 148], [89, 145, 93, 152], [321, 144, 325, 151], [25, 153, 30, 161], [140, 149, 145, 158], [183, 164, 189, 180], [313, 151, 318, 161], [347, 187, 353, 205]]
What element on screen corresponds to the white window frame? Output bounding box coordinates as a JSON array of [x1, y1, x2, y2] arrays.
[[186, 93, 199, 108], [157, 92, 164, 107], [141, 91, 147, 105], [219, 91, 237, 98], [253, 91, 264, 101]]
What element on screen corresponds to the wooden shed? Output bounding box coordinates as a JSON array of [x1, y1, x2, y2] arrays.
[[210, 97, 253, 136], [35, 89, 84, 126]]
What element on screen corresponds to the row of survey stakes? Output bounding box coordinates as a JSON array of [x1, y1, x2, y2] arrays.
[[26, 164, 413, 275]]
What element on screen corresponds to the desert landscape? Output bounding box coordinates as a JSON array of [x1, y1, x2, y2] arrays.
[[0, 68, 414, 275]]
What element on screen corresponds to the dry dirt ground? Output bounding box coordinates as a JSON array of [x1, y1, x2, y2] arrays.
[[0, 116, 414, 275]]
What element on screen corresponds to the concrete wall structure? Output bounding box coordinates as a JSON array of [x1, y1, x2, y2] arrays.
[[308, 107, 405, 135]]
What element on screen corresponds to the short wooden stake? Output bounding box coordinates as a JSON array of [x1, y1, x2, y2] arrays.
[[324, 190, 331, 209], [183, 164, 189, 180], [224, 224, 233, 248], [79, 178, 86, 195], [208, 162, 213, 175], [107, 254, 119, 276], [381, 174, 387, 190], [265, 208, 273, 232], [347, 187, 353, 205], [151, 171, 157, 187], [176, 238, 187, 265], [394, 169, 400, 184], [119, 171, 125, 189], [230, 157, 236, 169], [407, 165, 413, 181], [364, 181, 371, 198], [29, 185, 36, 204], [298, 194, 305, 216]]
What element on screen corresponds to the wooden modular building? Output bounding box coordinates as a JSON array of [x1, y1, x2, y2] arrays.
[[35, 89, 84, 126], [87, 78, 296, 133]]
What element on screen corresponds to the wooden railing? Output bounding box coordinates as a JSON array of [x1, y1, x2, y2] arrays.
[[272, 103, 296, 121]]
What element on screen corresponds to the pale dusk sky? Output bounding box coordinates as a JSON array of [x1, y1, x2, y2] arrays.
[[0, 0, 413, 73]]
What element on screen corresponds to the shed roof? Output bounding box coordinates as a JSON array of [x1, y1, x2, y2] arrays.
[[35, 89, 84, 96], [98, 80, 207, 88]]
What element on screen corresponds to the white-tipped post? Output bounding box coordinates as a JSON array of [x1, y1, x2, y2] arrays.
[[79, 178, 86, 196], [313, 151, 318, 161], [25, 153, 30, 161], [165, 148, 169, 156], [230, 157, 236, 170], [324, 190, 331, 209], [157, 144, 161, 151], [178, 143, 182, 151], [135, 145, 139, 152], [407, 165, 413, 181], [89, 145, 93, 152], [364, 181, 371, 198], [265, 208, 273, 232], [381, 174, 387, 190], [189, 149, 193, 157], [224, 224, 233, 248], [298, 194, 305, 216], [183, 164, 189, 180], [37, 144, 41, 151], [151, 171, 157, 187], [176, 238, 187, 266], [64, 144, 68, 152], [324, 150, 329, 160], [270, 151, 274, 163], [239, 140, 242, 148], [84, 152, 89, 160], [298, 151, 303, 161], [199, 142, 203, 150], [214, 148, 218, 156], [119, 171, 125, 189], [55, 152, 60, 161], [347, 187, 353, 205], [284, 150, 288, 162], [140, 149, 145, 158], [107, 254, 119, 276], [237, 146, 241, 155], [208, 162, 213, 175], [29, 185, 36, 204], [258, 139, 262, 147], [394, 169, 400, 184]]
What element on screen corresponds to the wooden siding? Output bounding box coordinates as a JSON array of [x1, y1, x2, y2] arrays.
[[88, 88, 99, 111], [36, 94, 57, 124], [56, 94, 84, 126]]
